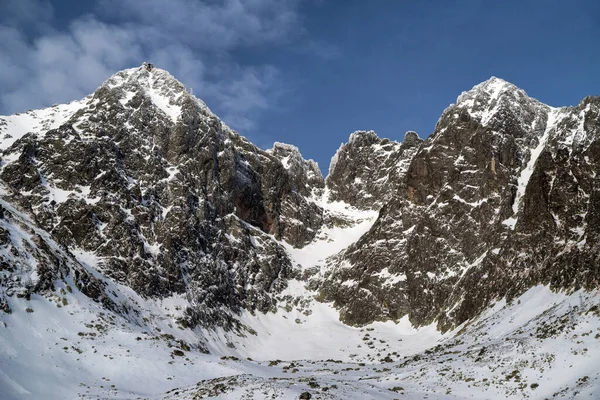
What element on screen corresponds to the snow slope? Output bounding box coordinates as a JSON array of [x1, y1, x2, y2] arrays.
[[0, 99, 89, 151], [203, 197, 442, 363], [163, 286, 600, 400]]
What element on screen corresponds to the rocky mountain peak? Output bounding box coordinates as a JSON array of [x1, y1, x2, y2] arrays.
[[100, 63, 186, 97], [403, 130, 420, 147], [326, 130, 422, 209], [92, 63, 205, 125], [455, 76, 524, 107], [347, 130, 381, 147], [1, 66, 600, 399], [267, 141, 324, 199], [270, 142, 320, 173], [320, 76, 600, 332], [0, 63, 333, 328], [450, 76, 547, 131], [459, 76, 515, 97]]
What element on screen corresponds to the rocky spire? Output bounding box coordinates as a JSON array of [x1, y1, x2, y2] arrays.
[[326, 130, 422, 209]]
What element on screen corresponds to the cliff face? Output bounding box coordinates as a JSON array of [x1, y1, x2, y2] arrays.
[[319, 78, 600, 330], [326, 130, 422, 209]]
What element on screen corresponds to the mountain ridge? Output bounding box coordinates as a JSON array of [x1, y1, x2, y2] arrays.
[[1, 64, 598, 330], [319, 76, 600, 330], [0, 64, 599, 399]]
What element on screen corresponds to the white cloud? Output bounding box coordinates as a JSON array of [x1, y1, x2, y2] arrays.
[[0, 0, 301, 133], [0, 17, 141, 113]]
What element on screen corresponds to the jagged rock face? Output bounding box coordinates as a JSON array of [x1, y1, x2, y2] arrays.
[[269, 142, 324, 196], [0, 66, 324, 326], [267, 142, 325, 247], [326, 130, 422, 209], [452, 95, 600, 326], [320, 78, 600, 330]]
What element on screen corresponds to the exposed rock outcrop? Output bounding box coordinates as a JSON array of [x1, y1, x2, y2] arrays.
[[326, 130, 422, 209], [1, 69, 598, 336]]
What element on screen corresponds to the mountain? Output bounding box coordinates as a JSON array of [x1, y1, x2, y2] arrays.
[[0, 63, 330, 329], [318, 77, 600, 331], [0, 65, 599, 399]]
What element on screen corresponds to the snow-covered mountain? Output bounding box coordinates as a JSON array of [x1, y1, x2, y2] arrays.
[[319, 77, 600, 332], [0, 64, 599, 399]]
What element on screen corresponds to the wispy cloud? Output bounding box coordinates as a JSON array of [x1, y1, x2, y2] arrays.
[[0, 0, 302, 133], [99, 0, 302, 51], [202, 65, 282, 131]]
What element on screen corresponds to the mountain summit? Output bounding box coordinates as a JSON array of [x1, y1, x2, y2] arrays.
[[98, 63, 213, 124], [320, 78, 600, 329]]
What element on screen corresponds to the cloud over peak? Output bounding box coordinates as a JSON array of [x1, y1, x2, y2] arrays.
[[0, 0, 302, 133]]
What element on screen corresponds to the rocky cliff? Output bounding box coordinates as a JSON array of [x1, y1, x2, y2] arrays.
[[319, 77, 600, 330], [0, 64, 325, 328], [326, 130, 422, 209]]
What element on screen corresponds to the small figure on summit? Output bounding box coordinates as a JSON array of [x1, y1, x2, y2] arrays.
[[143, 62, 154, 71]]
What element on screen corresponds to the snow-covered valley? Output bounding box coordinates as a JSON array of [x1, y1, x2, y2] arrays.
[[1, 199, 599, 399]]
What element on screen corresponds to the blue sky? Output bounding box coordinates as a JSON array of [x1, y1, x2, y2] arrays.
[[1, 0, 599, 175]]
